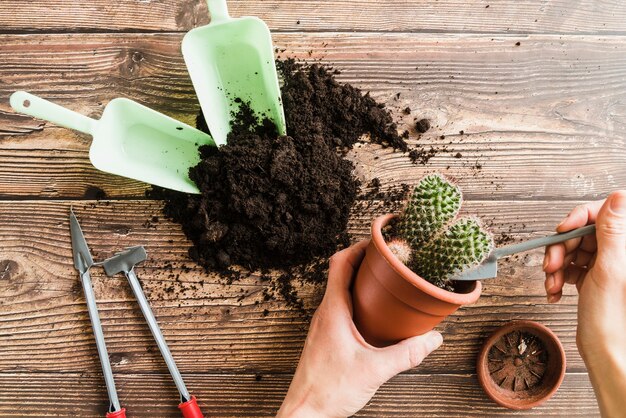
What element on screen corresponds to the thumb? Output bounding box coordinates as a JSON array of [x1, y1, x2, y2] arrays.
[[595, 191, 626, 261], [377, 331, 443, 380]]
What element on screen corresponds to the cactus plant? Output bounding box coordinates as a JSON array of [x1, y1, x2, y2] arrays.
[[411, 217, 493, 290], [388, 174, 493, 291], [395, 173, 462, 246]]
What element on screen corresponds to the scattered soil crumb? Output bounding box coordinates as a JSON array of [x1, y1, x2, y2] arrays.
[[84, 186, 107, 200], [409, 147, 438, 165], [415, 118, 431, 133]]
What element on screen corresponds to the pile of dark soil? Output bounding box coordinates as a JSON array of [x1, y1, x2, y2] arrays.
[[150, 60, 409, 275], [277, 60, 408, 152]]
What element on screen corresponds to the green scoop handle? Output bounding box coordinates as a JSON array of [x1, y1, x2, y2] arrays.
[[10, 91, 96, 136], [208, 0, 230, 22]]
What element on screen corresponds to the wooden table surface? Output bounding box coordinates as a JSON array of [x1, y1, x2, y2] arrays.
[[2, 1, 625, 416]]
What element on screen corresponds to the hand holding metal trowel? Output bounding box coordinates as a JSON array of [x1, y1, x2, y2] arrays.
[[451, 224, 596, 281]]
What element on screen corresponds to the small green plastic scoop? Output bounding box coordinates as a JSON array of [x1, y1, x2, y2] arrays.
[[10, 91, 213, 194], [182, 0, 286, 146]]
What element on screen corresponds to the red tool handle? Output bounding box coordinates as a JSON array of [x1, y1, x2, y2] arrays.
[[106, 409, 126, 418], [179, 396, 204, 418]]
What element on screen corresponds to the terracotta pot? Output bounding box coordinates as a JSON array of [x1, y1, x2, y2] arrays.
[[477, 320, 566, 410], [352, 214, 482, 347]]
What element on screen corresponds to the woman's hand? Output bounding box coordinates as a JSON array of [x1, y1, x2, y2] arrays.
[[543, 191, 626, 417], [277, 240, 443, 418]]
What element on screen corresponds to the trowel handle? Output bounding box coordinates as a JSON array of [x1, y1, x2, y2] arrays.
[[80, 270, 122, 413], [207, 0, 230, 22], [10, 91, 96, 135], [179, 396, 204, 418], [105, 409, 127, 418], [494, 224, 597, 259], [125, 269, 192, 402]]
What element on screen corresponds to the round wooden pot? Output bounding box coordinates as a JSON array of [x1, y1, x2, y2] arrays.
[[477, 320, 566, 410], [351, 214, 482, 347]]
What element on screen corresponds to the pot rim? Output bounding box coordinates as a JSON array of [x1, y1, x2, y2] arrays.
[[476, 320, 566, 409], [371, 214, 482, 305]]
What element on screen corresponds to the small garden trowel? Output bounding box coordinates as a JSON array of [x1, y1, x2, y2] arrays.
[[10, 91, 213, 194], [182, 0, 286, 146], [451, 224, 596, 281]]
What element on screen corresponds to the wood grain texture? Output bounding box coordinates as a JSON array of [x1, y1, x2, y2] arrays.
[[0, 200, 588, 376], [1, 33, 625, 199], [1, 0, 626, 35], [0, 0, 210, 33], [1, 1, 618, 415], [0, 372, 600, 417]]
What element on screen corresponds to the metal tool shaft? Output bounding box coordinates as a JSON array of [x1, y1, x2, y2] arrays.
[[81, 269, 121, 413], [125, 268, 190, 402], [494, 224, 597, 259]]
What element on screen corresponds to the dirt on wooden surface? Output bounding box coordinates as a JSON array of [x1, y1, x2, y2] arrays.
[[151, 60, 412, 272], [149, 60, 447, 309]]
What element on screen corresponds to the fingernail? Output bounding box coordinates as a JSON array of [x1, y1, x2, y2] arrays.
[[610, 192, 626, 214], [546, 273, 555, 292], [426, 332, 443, 352], [543, 253, 550, 271], [557, 212, 571, 229]]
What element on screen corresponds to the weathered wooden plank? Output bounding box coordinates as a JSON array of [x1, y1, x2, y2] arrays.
[[1, 33, 625, 199], [0, 200, 592, 375], [0, 0, 209, 33], [0, 372, 599, 417], [1, 0, 625, 35], [234, 1, 626, 35], [1, 132, 623, 200]]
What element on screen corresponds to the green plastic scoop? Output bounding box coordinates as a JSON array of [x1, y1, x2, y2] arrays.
[[182, 0, 286, 146], [10, 91, 213, 194]]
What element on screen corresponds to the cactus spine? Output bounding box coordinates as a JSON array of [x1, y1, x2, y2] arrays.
[[390, 174, 493, 290]]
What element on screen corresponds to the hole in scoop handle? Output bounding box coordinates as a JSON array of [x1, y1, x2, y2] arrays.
[[9, 91, 96, 136], [207, 0, 230, 22]]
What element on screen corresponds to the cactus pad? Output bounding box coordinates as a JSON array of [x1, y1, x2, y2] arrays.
[[396, 174, 462, 247], [410, 217, 494, 290]]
